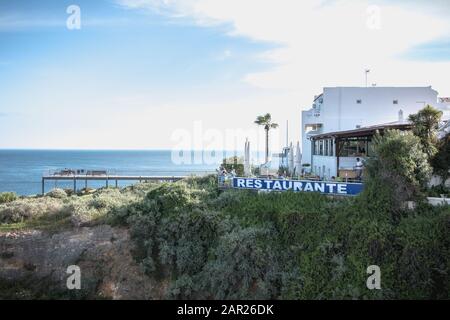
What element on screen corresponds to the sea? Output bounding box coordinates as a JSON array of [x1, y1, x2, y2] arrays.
[[0, 149, 254, 196]]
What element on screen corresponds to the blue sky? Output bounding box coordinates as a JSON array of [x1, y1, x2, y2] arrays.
[[0, 0, 449, 149]]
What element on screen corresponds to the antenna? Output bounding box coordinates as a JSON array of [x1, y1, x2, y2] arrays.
[[365, 69, 370, 87]]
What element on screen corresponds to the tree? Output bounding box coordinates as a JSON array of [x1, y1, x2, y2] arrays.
[[254, 113, 279, 164], [431, 133, 450, 184], [362, 130, 431, 218], [408, 105, 443, 159]]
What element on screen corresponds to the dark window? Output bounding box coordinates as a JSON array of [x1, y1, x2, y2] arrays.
[[338, 140, 369, 157], [356, 99, 362, 104], [393, 100, 398, 104]]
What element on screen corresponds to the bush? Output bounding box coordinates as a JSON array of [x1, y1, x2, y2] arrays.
[[428, 185, 450, 198], [431, 133, 450, 183], [0, 197, 68, 224], [200, 226, 281, 299], [362, 130, 431, 218], [409, 104, 443, 160], [392, 205, 450, 299], [2, 176, 448, 300], [0, 192, 17, 204], [46, 188, 68, 199]]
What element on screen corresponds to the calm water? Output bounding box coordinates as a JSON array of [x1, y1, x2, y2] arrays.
[[0, 150, 231, 195]]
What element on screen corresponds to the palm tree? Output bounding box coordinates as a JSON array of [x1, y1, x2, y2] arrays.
[[408, 104, 443, 159], [254, 113, 279, 164]]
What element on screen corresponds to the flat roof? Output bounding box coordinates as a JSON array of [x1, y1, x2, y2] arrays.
[[310, 122, 412, 140]]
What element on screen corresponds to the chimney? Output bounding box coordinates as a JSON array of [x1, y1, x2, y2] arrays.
[[398, 109, 404, 123]]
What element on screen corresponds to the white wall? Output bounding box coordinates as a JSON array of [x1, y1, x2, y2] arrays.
[[311, 155, 366, 178], [302, 86, 440, 169], [311, 155, 337, 179], [321, 87, 438, 132]]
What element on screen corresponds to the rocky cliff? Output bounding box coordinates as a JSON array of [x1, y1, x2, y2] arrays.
[[0, 225, 166, 299]]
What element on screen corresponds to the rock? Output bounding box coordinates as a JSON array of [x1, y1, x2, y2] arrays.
[[0, 225, 163, 299]]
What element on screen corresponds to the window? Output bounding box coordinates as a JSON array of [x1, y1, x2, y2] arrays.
[[356, 99, 362, 104], [305, 124, 322, 132], [338, 139, 368, 157], [313, 139, 334, 156], [393, 100, 398, 104]]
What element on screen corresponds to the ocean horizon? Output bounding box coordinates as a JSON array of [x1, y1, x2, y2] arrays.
[[0, 149, 264, 196]]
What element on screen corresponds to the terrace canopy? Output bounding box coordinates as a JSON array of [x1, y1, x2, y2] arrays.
[[310, 121, 412, 178]]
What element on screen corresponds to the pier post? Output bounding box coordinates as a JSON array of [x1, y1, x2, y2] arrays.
[[106, 178, 109, 188], [85, 179, 87, 190], [115, 180, 118, 188], [73, 177, 76, 193], [42, 178, 45, 195]]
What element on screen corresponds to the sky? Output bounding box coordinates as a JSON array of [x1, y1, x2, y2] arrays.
[[0, 0, 449, 150]]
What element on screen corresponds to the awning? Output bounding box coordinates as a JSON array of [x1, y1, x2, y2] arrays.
[[310, 122, 412, 140]]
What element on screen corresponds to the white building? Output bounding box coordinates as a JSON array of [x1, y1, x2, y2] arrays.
[[301, 86, 449, 180]]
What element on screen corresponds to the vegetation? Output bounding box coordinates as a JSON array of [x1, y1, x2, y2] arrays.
[[0, 186, 141, 232], [0, 192, 18, 204], [102, 177, 448, 300], [0, 171, 448, 299], [221, 156, 244, 176], [254, 113, 279, 164], [431, 132, 450, 184], [408, 105, 443, 160], [428, 184, 450, 198], [0, 114, 449, 299], [362, 130, 431, 217]]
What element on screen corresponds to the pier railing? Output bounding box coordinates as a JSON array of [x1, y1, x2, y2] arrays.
[[41, 169, 217, 195]]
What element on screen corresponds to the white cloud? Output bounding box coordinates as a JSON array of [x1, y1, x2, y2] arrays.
[[114, 0, 450, 148], [117, 0, 450, 92], [216, 49, 232, 61]]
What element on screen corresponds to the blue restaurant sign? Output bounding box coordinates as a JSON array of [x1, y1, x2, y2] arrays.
[[232, 177, 364, 196]]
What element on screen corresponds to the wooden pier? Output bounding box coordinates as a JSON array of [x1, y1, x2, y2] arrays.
[[41, 174, 188, 195]]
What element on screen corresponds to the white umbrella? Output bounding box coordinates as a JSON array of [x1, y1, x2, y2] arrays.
[[244, 139, 251, 176], [288, 142, 294, 175], [295, 141, 302, 174]]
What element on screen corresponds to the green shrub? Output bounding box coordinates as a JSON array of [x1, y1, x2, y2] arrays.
[[362, 130, 432, 219], [1, 176, 448, 300], [46, 188, 68, 199], [0, 192, 17, 204], [428, 185, 450, 198], [0, 197, 69, 224], [200, 226, 281, 299], [431, 133, 450, 183]]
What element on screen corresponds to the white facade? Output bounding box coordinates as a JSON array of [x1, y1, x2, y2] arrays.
[[301, 86, 446, 179]]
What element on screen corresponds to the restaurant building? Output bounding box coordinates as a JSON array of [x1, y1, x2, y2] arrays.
[[301, 86, 448, 180], [309, 121, 411, 180]]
